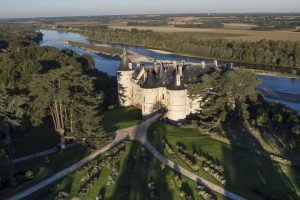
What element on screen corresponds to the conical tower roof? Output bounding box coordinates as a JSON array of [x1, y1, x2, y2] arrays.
[[117, 48, 132, 71], [141, 69, 158, 89], [167, 73, 186, 91]]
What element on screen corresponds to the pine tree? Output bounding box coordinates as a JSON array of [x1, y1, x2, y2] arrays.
[[29, 66, 106, 149]]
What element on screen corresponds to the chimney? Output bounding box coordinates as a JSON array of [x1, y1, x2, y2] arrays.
[[176, 74, 181, 86], [201, 61, 205, 69], [178, 65, 183, 76], [214, 60, 218, 67], [173, 61, 177, 69], [137, 63, 141, 68], [128, 63, 133, 70]]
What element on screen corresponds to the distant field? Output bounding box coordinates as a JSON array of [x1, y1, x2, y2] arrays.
[[223, 23, 257, 30], [109, 25, 300, 41]]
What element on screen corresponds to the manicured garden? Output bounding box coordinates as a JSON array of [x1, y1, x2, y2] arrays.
[[28, 141, 224, 200], [147, 122, 300, 200]]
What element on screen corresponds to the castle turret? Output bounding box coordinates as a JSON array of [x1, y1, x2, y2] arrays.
[[166, 72, 187, 122], [141, 70, 159, 117], [117, 49, 134, 107]]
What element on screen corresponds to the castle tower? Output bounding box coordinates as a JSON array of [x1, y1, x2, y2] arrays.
[[117, 49, 134, 107], [166, 72, 187, 122], [141, 69, 159, 117]]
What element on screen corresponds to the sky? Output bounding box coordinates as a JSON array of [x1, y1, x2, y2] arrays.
[[0, 0, 300, 19]]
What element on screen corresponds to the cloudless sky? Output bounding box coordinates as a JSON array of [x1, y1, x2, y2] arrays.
[[0, 0, 299, 19]]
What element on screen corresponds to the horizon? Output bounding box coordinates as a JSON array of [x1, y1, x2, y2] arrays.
[[1, 0, 300, 19], [2, 12, 300, 20]]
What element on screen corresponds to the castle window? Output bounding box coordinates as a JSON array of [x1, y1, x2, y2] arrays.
[[162, 94, 164, 100], [144, 97, 145, 102]]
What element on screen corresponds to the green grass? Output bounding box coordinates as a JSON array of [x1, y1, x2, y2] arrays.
[[32, 141, 224, 200], [147, 122, 300, 200], [0, 145, 89, 199], [102, 106, 143, 131]]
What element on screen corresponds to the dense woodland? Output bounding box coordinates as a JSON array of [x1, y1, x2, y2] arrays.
[[0, 26, 116, 188], [79, 27, 300, 74]]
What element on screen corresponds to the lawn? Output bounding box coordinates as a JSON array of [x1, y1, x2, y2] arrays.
[[0, 145, 90, 199], [147, 122, 300, 200], [31, 141, 224, 200], [102, 106, 143, 131]]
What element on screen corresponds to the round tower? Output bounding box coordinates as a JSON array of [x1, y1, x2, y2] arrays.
[[141, 70, 159, 117], [117, 49, 134, 107], [166, 72, 187, 122]]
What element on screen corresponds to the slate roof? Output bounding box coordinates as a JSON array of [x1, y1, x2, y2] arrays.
[[167, 74, 186, 91], [117, 50, 132, 71], [141, 69, 157, 89], [133, 62, 222, 90], [132, 66, 144, 80]]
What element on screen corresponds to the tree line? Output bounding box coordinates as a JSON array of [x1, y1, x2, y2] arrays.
[[78, 27, 300, 73]]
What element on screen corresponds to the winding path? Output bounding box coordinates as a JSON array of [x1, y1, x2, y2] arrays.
[[6, 113, 246, 200]]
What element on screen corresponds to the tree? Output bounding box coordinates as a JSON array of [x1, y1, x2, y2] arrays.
[[0, 87, 27, 188], [188, 69, 260, 130], [0, 86, 28, 127], [29, 66, 106, 149]]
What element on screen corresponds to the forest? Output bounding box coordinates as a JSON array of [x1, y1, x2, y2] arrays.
[[0, 26, 117, 188], [78, 27, 300, 74]]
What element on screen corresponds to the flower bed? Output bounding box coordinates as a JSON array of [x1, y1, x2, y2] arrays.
[[148, 181, 159, 200], [197, 185, 216, 200], [76, 142, 126, 197], [161, 137, 175, 155], [175, 143, 199, 171], [201, 163, 226, 185], [173, 175, 195, 200], [193, 150, 224, 173]]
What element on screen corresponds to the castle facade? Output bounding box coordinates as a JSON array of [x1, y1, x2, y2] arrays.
[[117, 50, 226, 122]]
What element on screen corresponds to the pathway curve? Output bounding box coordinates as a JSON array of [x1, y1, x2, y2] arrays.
[[6, 113, 246, 200]]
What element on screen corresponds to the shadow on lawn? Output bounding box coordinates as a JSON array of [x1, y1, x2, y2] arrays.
[[221, 121, 299, 200], [109, 140, 174, 200], [101, 106, 142, 132]]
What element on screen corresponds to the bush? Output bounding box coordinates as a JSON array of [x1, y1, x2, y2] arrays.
[[25, 170, 34, 179]]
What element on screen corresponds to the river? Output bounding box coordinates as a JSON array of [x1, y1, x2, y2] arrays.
[[39, 29, 300, 113]]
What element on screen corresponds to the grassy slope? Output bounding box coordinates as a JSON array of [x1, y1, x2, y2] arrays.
[[37, 141, 224, 200], [147, 122, 300, 200], [102, 106, 143, 132]]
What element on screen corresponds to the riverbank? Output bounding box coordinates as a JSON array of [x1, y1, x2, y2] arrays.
[[242, 68, 300, 79], [147, 48, 173, 54], [49, 27, 300, 78], [65, 40, 154, 63]]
